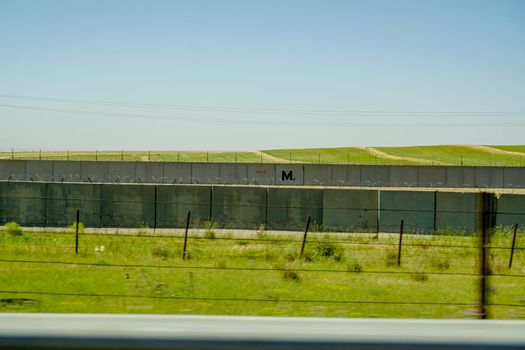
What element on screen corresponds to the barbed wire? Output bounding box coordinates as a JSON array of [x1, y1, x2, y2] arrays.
[[4, 230, 524, 250], [2, 147, 525, 167], [0, 289, 491, 307], [1, 258, 523, 278]]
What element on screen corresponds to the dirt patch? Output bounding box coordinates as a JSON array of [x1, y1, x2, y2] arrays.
[[358, 147, 447, 165], [254, 151, 296, 163], [464, 145, 525, 157]]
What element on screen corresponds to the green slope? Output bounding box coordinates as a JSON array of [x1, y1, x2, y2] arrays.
[[1, 145, 524, 166]]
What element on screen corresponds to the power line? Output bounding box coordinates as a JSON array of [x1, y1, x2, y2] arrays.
[[1, 103, 525, 128], [1, 94, 524, 116]]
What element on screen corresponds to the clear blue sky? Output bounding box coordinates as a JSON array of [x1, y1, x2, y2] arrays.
[[1, 0, 524, 150]]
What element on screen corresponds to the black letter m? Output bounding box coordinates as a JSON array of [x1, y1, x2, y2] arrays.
[[282, 170, 293, 181]]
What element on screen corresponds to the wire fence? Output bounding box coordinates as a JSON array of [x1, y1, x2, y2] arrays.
[[2, 148, 525, 166], [1, 202, 524, 318]]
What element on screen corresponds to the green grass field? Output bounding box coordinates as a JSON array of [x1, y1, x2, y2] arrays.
[[2, 145, 524, 166], [1, 227, 524, 318]]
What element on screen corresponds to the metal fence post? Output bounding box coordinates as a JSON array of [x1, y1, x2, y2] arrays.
[[480, 193, 489, 319], [75, 209, 80, 254], [182, 211, 191, 260], [300, 216, 311, 257], [509, 224, 519, 269], [397, 220, 404, 266]]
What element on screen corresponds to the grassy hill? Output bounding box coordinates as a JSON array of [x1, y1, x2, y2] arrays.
[[1, 145, 525, 166]]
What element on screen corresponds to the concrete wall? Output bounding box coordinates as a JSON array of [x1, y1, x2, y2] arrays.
[[156, 185, 211, 228], [0, 181, 46, 226], [267, 187, 323, 230], [1, 180, 524, 233], [211, 186, 266, 229], [46, 183, 101, 226], [496, 194, 525, 227], [435, 192, 482, 232], [2, 160, 525, 189], [100, 184, 155, 227], [323, 189, 378, 232]]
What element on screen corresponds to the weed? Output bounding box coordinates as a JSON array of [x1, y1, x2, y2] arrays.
[[432, 258, 450, 270], [311, 242, 344, 262], [68, 221, 85, 234], [315, 242, 338, 258], [151, 246, 170, 260], [255, 224, 266, 239], [215, 260, 227, 269], [282, 270, 300, 282], [347, 262, 363, 272], [3, 222, 22, 236], [385, 251, 398, 267], [204, 220, 219, 239], [410, 273, 429, 282]]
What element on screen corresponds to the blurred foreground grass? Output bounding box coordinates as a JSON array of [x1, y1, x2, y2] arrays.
[[0, 227, 524, 318]]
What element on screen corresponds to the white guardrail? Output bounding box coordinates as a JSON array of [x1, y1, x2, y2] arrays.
[[0, 314, 524, 349]]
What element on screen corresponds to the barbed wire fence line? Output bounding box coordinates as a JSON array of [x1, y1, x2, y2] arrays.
[[2, 148, 525, 167], [1, 196, 524, 319]]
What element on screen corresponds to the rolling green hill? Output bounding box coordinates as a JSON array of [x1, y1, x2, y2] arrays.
[[1, 145, 524, 166]]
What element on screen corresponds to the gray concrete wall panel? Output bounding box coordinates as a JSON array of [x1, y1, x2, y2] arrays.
[[360, 166, 389, 187], [344, 166, 362, 186], [100, 184, 155, 227], [446, 167, 476, 188], [304, 165, 333, 186], [52, 161, 81, 182], [380, 190, 435, 233], [2, 160, 525, 189], [192, 163, 221, 184], [267, 187, 323, 230], [156, 185, 211, 228], [25, 160, 53, 182], [417, 167, 447, 187], [323, 189, 378, 232], [503, 168, 525, 188], [46, 183, 100, 226], [211, 186, 266, 229], [79, 161, 108, 183], [389, 166, 418, 187], [163, 162, 192, 184], [0, 181, 46, 226], [219, 164, 248, 185], [275, 165, 304, 186], [475, 167, 504, 188], [246, 164, 275, 185], [136, 162, 164, 184], [107, 162, 137, 183], [436, 192, 481, 233], [0, 160, 26, 181], [496, 194, 525, 227]]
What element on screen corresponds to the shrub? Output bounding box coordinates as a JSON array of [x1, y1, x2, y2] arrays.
[[313, 242, 344, 261], [384, 251, 398, 267], [347, 262, 363, 272], [151, 247, 170, 260], [410, 273, 429, 282], [204, 220, 218, 239], [4, 222, 22, 236], [255, 224, 266, 239], [282, 270, 300, 282], [432, 258, 450, 270]]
